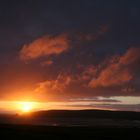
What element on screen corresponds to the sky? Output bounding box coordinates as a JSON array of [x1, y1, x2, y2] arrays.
[[0, 0, 140, 112]]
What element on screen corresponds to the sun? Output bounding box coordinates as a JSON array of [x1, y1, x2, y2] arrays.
[[19, 102, 34, 113]]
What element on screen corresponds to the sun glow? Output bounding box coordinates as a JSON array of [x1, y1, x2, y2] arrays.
[[0, 100, 48, 114], [19, 102, 34, 112], [14, 101, 41, 114]]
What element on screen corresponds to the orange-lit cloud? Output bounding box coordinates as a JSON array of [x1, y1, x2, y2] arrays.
[[89, 47, 140, 88], [34, 74, 72, 95], [41, 60, 53, 66], [20, 34, 69, 61], [20, 25, 109, 62], [81, 65, 98, 81], [29, 47, 140, 99]]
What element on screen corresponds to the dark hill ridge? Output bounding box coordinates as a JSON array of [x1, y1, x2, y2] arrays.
[[1, 110, 140, 127], [31, 109, 140, 120]]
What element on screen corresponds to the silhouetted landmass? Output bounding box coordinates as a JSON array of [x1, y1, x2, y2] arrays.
[[31, 109, 140, 120], [1, 110, 140, 139], [0, 124, 140, 139], [0, 110, 140, 128]]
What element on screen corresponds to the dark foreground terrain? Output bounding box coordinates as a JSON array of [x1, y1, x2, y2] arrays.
[[0, 124, 140, 139], [1, 110, 140, 139]]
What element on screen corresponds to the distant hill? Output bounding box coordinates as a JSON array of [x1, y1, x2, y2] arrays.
[[30, 109, 140, 120], [1, 110, 140, 127]]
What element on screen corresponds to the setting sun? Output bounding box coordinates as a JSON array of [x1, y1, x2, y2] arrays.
[[21, 102, 33, 112], [18, 102, 36, 113], [0, 101, 47, 114]]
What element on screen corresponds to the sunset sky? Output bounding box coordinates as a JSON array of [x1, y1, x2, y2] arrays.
[[0, 0, 140, 113]]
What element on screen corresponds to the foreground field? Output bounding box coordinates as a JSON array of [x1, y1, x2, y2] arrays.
[[0, 124, 140, 139], [1, 110, 140, 139]]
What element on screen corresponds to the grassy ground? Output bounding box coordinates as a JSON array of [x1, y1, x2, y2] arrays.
[[0, 124, 140, 139]]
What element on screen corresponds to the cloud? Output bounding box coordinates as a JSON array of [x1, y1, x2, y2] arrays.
[[41, 60, 53, 66], [89, 47, 140, 88], [96, 104, 140, 112], [20, 34, 69, 61], [75, 24, 109, 41], [69, 97, 120, 103], [72, 25, 109, 43], [80, 65, 98, 81], [29, 47, 140, 99], [20, 25, 109, 62], [34, 74, 72, 95], [119, 47, 140, 65], [121, 86, 135, 93], [65, 103, 140, 112]]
